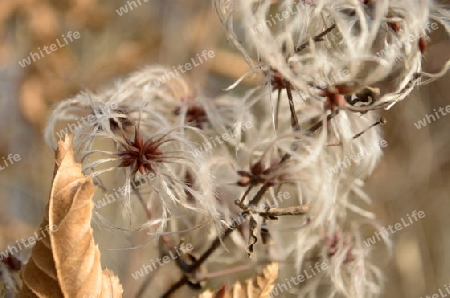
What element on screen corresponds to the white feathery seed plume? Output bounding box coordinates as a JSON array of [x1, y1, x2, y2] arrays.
[[42, 0, 450, 296]]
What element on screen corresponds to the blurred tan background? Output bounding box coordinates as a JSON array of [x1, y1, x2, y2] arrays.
[[0, 0, 449, 297]]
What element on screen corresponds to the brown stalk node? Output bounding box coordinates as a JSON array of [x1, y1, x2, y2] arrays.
[[265, 66, 301, 131], [268, 67, 288, 91]]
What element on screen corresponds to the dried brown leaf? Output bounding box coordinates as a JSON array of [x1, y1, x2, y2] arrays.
[[198, 262, 278, 298], [19, 135, 122, 298]]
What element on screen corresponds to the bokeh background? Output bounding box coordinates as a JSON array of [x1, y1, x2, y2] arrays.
[[0, 0, 449, 297]]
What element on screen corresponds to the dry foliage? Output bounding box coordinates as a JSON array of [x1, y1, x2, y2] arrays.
[[198, 263, 278, 298], [19, 135, 122, 298]]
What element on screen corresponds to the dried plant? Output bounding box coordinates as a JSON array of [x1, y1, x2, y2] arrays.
[[19, 135, 122, 298], [27, 0, 450, 298]]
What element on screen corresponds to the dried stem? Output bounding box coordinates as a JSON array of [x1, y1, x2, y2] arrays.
[[135, 188, 152, 219], [134, 188, 185, 298], [160, 276, 189, 298], [295, 24, 337, 53], [274, 88, 282, 131], [286, 82, 301, 131], [352, 117, 386, 140], [258, 204, 310, 217], [306, 110, 339, 135], [196, 263, 256, 280], [160, 227, 235, 298], [237, 185, 253, 208]]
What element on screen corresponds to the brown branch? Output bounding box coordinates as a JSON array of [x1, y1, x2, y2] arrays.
[[305, 110, 339, 135], [352, 117, 386, 140], [196, 264, 255, 281], [295, 24, 337, 53], [160, 276, 189, 298], [160, 227, 236, 298], [258, 204, 310, 217], [286, 82, 301, 131], [274, 88, 282, 131], [237, 185, 253, 209]]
